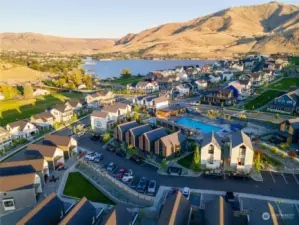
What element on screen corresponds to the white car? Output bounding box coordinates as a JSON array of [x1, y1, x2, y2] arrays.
[[77, 131, 85, 137], [147, 180, 156, 193], [84, 152, 96, 160], [181, 187, 190, 200], [122, 170, 133, 182]]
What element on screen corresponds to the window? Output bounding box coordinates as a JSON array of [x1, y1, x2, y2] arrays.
[[208, 156, 214, 164], [3, 198, 15, 211], [208, 145, 214, 154]]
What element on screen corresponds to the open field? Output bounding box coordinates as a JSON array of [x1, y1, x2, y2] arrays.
[[268, 78, 299, 90], [108, 76, 145, 85], [244, 90, 282, 110], [0, 92, 83, 126], [63, 172, 115, 204]]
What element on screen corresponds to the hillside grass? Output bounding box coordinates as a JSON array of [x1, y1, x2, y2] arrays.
[[108, 76, 145, 85], [244, 90, 282, 110], [0, 92, 83, 126], [268, 78, 299, 90]]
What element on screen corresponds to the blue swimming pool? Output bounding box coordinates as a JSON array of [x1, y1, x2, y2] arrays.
[[175, 117, 221, 133]]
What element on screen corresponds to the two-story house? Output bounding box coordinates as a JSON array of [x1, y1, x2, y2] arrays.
[[201, 88, 235, 106], [0, 127, 12, 150], [114, 121, 140, 142], [91, 111, 115, 131], [221, 71, 234, 81], [65, 100, 83, 115], [125, 124, 152, 147], [227, 80, 252, 100], [135, 81, 159, 93], [30, 111, 54, 130], [33, 89, 50, 96], [267, 89, 299, 115], [6, 120, 39, 140], [209, 74, 221, 83], [279, 118, 299, 144], [139, 128, 168, 153], [50, 104, 73, 123], [200, 132, 222, 169], [195, 79, 208, 90], [102, 103, 132, 121], [142, 96, 169, 110], [250, 72, 264, 87], [85, 90, 115, 108]]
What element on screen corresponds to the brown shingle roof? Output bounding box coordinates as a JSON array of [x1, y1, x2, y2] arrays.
[[102, 103, 129, 113], [26, 144, 58, 158], [16, 193, 57, 225], [44, 134, 72, 147], [8, 120, 30, 130], [54, 104, 72, 113], [0, 159, 45, 172], [59, 197, 87, 225], [160, 131, 185, 147], [153, 96, 168, 104], [0, 173, 36, 192], [91, 111, 109, 118], [67, 100, 80, 108], [31, 111, 53, 121]]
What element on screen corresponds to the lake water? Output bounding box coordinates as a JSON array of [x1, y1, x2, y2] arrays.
[[82, 58, 215, 79]]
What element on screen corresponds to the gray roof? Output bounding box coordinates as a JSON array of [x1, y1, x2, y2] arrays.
[[231, 131, 253, 150], [118, 121, 139, 133], [145, 128, 168, 142], [0, 165, 36, 177], [288, 118, 299, 129], [201, 131, 222, 149], [130, 125, 152, 137], [102, 103, 129, 113], [100, 205, 131, 225]]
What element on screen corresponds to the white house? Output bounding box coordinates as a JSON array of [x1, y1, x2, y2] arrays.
[[250, 72, 264, 87], [209, 74, 221, 83], [33, 89, 50, 97], [0, 127, 12, 150], [176, 72, 189, 81], [102, 103, 132, 121], [85, 90, 115, 108], [231, 63, 244, 72], [132, 96, 146, 106], [175, 85, 190, 96], [6, 120, 39, 140], [91, 111, 114, 131], [201, 132, 222, 169], [230, 131, 254, 172], [221, 71, 234, 81], [195, 80, 208, 90], [65, 100, 83, 114], [77, 84, 87, 90], [146, 96, 169, 109], [30, 111, 54, 129], [50, 104, 73, 123], [175, 66, 184, 73], [135, 81, 159, 93]]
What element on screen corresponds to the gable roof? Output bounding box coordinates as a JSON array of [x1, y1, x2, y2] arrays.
[[153, 96, 168, 104], [0, 165, 36, 177], [89, 90, 110, 98], [102, 103, 129, 113], [231, 131, 253, 150], [204, 196, 234, 225], [130, 125, 152, 137], [7, 120, 30, 130], [101, 205, 131, 225], [31, 111, 53, 121], [144, 128, 168, 142], [26, 144, 59, 158], [118, 121, 139, 133], [202, 131, 222, 149], [59, 197, 96, 225], [0, 173, 36, 192], [43, 134, 72, 147], [91, 111, 109, 118], [17, 193, 64, 225], [157, 191, 191, 225], [0, 159, 45, 172], [287, 117, 299, 129], [160, 131, 186, 147], [136, 81, 150, 87]]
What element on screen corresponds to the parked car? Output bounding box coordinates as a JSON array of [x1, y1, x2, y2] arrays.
[[85, 152, 96, 160], [90, 134, 101, 141], [94, 154, 104, 163], [122, 172, 133, 182], [89, 153, 101, 161], [225, 192, 235, 202], [106, 144, 116, 152], [203, 171, 226, 179], [136, 176, 148, 192], [130, 155, 143, 164], [167, 166, 182, 175], [147, 180, 156, 194], [107, 162, 116, 172], [181, 187, 190, 200], [57, 165, 67, 171], [228, 172, 249, 180], [49, 175, 59, 182], [116, 168, 128, 179], [116, 151, 126, 157], [77, 131, 85, 137]]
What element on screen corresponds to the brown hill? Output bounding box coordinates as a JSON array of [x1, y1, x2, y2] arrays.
[[0, 33, 116, 54], [103, 2, 299, 57]]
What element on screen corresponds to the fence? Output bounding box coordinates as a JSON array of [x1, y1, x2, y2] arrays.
[[79, 160, 154, 206]]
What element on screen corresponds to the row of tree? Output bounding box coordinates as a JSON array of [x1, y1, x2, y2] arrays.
[[0, 84, 35, 100]]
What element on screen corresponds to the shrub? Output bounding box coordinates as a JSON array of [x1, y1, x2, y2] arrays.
[[260, 143, 267, 149], [270, 146, 278, 153], [279, 153, 286, 158], [288, 151, 296, 159], [102, 133, 111, 143], [279, 143, 290, 150]]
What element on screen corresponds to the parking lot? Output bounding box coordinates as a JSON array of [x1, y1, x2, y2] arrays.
[[260, 171, 299, 187]]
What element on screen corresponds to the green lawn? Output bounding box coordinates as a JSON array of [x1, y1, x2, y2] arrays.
[[244, 90, 282, 110], [289, 57, 299, 66], [0, 92, 83, 126], [63, 172, 115, 204], [268, 78, 299, 90], [108, 76, 145, 85], [177, 153, 194, 169]]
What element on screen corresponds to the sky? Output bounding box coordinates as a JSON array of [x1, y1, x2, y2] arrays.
[[0, 0, 297, 38]]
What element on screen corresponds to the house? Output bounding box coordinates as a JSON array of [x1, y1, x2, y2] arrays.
[[156, 105, 186, 119], [30, 111, 54, 130], [114, 121, 139, 142], [231, 63, 244, 71], [230, 131, 254, 172], [50, 104, 74, 123], [267, 89, 299, 115], [157, 191, 191, 225], [66, 100, 83, 113], [132, 95, 146, 106], [0, 127, 12, 150], [6, 120, 39, 140], [175, 66, 184, 73], [25, 144, 65, 170], [58, 197, 99, 225], [201, 88, 235, 106], [250, 72, 264, 87], [126, 124, 152, 147], [91, 111, 115, 131], [0, 166, 42, 215], [85, 90, 115, 108], [173, 84, 190, 97], [139, 128, 168, 153], [156, 76, 176, 89], [33, 89, 50, 96], [202, 64, 213, 73], [195, 79, 208, 90], [176, 72, 188, 81], [221, 71, 234, 81], [102, 103, 132, 122], [227, 80, 252, 100], [135, 81, 159, 93], [101, 205, 137, 225], [209, 74, 221, 83], [0, 159, 49, 186], [140, 96, 169, 110], [154, 131, 186, 158], [279, 118, 299, 144], [200, 132, 222, 169], [16, 192, 65, 225], [43, 134, 78, 158]]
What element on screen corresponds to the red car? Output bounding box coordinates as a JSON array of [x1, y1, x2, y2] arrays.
[[116, 168, 128, 179]]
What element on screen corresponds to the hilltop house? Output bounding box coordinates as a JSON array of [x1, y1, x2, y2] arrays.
[[16, 193, 65, 225], [6, 120, 39, 140], [279, 118, 299, 144], [125, 124, 152, 148], [114, 121, 139, 142], [0, 127, 12, 150], [43, 134, 77, 158], [0, 166, 42, 215], [267, 89, 299, 115], [230, 131, 254, 172], [85, 90, 115, 108], [25, 144, 64, 171], [227, 80, 252, 100], [154, 131, 186, 158], [30, 111, 54, 130], [200, 132, 222, 169], [50, 104, 73, 123], [139, 128, 168, 153]]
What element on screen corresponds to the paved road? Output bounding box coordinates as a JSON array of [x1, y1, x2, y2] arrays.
[[78, 134, 299, 200]]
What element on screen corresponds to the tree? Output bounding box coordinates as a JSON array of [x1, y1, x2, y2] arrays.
[[85, 75, 93, 89], [134, 105, 141, 113], [23, 84, 34, 99], [275, 113, 279, 119], [133, 112, 140, 122], [72, 126, 77, 134], [221, 102, 224, 108], [121, 68, 132, 79], [192, 146, 201, 171], [73, 70, 83, 86], [126, 110, 131, 121], [103, 132, 111, 142], [71, 113, 77, 121], [1, 84, 18, 100], [233, 103, 237, 108], [254, 151, 261, 172], [161, 158, 167, 170], [54, 122, 60, 130]]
